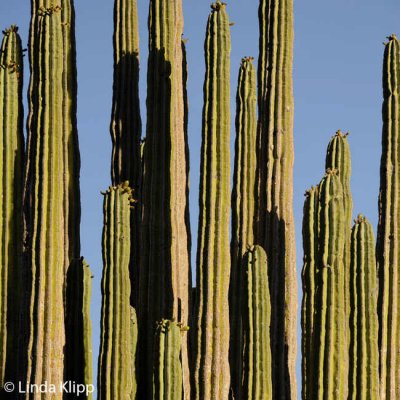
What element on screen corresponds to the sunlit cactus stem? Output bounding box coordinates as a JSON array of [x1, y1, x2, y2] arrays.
[[193, 2, 231, 399]]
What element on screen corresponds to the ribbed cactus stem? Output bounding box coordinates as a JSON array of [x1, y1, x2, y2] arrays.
[[377, 33, 400, 400], [256, 0, 297, 395], [98, 184, 136, 400], [349, 215, 379, 400], [241, 245, 272, 400], [313, 170, 348, 399], [153, 320, 184, 400], [301, 185, 319, 400], [230, 56, 257, 399], [0, 25, 24, 385], [193, 3, 231, 399], [138, 0, 191, 396], [22, 0, 81, 392]]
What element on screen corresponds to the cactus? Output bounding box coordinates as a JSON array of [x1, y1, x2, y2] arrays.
[[256, 0, 297, 395], [65, 258, 93, 400], [312, 170, 348, 399], [377, 34, 400, 400], [22, 0, 81, 392], [240, 245, 272, 400], [111, 0, 142, 307], [152, 320, 183, 400], [138, 0, 191, 397], [192, 3, 231, 399], [301, 186, 319, 400], [349, 216, 379, 400], [229, 56, 257, 399], [0, 25, 24, 385], [98, 184, 136, 400]]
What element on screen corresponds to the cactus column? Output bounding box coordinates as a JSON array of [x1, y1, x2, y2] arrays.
[[256, 0, 297, 396], [139, 0, 191, 397], [22, 0, 81, 394], [0, 26, 24, 386], [98, 185, 137, 400], [230, 57, 257, 399], [192, 3, 231, 399], [349, 216, 379, 400], [377, 34, 400, 400]]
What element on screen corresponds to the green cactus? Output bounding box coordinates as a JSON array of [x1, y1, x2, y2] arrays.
[[377, 33, 400, 400], [98, 184, 136, 400], [301, 185, 319, 400], [22, 0, 81, 391], [138, 0, 191, 397], [152, 320, 183, 400], [349, 215, 379, 400], [229, 56, 257, 399], [65, 258, 93, 400], [312, 170, 348, 399], [240, 245, 272, 400], [192, 2, 231, 399], [0, 25, 24, 385], [256, 0, 297, 395]]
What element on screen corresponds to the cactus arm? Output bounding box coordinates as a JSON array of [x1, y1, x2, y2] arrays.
[[193, 3, 231, 399]]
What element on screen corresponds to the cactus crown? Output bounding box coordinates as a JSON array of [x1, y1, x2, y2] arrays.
[[2, 25, 18, 35], [335, 130, 349, 138], [354, 214, 367, 224], [211, 1, 227, 12], [241, 56, 254, 65], [102, 183, 136, 204]]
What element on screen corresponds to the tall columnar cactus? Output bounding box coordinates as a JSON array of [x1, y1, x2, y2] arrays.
[[377, 34, 400, 400], [138, 0, 191, 397], [193, 3, 231, 399], [301, 185, 319, 400], [240, 245, 272, 400], [229, 56, 257, 399], [111, 0, 142, 306], [256, 0, 297, 396], [312, 170, 348, 399], [349, 216, 379, 400], [0, 25, 24, 385], [65, 258, 93, 400], [98, 184, 137, 400], [153, 320, 184, 400], [21, 0, 81, 392]]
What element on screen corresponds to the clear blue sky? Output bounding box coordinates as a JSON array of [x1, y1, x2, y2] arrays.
[[1, 0, 400, 397]]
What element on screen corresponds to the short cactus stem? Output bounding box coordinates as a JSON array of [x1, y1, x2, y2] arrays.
[[349, 216, 379, 400], [192, 2, 231, 399], [152, 320, 184, 400]]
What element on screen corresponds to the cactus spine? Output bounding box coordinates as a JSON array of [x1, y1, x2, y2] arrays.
[[153, 320, 183, 400], [377, 34, 400, 400], [98, 185, 136, 400], [22, 0, 81, 392], [230, 56, 257, 399], [193, 2, 231, 399], [241, 245, 272, 400], [0, 25, 24, 385], [256, 0, 297, 395], [138, 0, 191, 397], [349, 216, 379, 400]]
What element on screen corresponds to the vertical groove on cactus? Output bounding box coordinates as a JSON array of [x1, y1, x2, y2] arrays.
[[241, 245, 272, 400], [98, 184, 136, 400], [313, 170, 348, 399], [22, 0, 81, 392], [256, 0, 297, 396], [0, 25, 24, 386], [193, 2, 231, 399], [301, 185, 319, 400], [229, 56, 257, 400], [138, 0, 191, 397], [65, 258, 93, 400], [349, 215, 379, 400], [130, 307, 138, 399], [153, 320, 183, 400], [377, 34, 400, 400], [111, 0, 142, 307]]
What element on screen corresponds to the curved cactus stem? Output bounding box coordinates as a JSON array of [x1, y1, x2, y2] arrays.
[[192, 2, 231, 399]]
